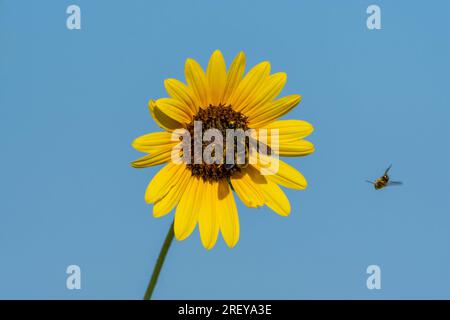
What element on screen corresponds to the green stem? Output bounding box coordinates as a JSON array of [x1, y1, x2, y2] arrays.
[[143, 221, 175, 300]]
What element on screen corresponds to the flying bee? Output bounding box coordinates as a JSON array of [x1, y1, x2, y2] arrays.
[[366, 164, 403, 190]]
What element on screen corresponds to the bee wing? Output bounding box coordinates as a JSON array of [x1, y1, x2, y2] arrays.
[[387, 181, 403, 186], [224, 163, 235, 170], [384, 164, 392, 175], [365, 180, 374, 184]]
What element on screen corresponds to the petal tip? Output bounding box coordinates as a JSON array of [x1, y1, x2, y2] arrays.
[[212, 49, 223, 56], [224, 237, 239, 248]]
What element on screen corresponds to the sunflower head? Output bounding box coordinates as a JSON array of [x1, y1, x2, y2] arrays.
[[132, 50, 314, 250], [185, 104, 249, 181]]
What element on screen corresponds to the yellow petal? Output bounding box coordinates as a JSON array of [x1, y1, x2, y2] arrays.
[[230, 61, 271, 112], [221, 51, 246, 104], [230, 166, 266, 208], [131, 148, 172, 168], [164, 78, 199, 115], [260, 180, 291, 216], [207, 50, 227, 106], [198, 181, 220, 250], [232, 164, 291, 216], [218, 180, 240, 248], [153, 167, 191, 217], [276, 140, 315, 157], [132, 132, 176, 153], [145, 162, 184, 203], [185, 58, 209, 108], [241, 72, 287, 116], [155, 98, 192, 125], [263, 120, 314, 142], [254, 158, 307, 190], [148, 99, 184, 131], [174, 176, 202, 240], [248, 95, 302, 128]]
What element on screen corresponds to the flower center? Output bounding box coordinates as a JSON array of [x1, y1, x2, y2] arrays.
[[186, 104, 249, 182]]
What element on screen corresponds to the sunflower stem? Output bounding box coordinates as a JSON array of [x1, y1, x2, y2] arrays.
[[143, 221, 175, 300]]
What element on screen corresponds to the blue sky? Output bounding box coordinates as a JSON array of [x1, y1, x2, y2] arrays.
[[1, 0, 450, 299]]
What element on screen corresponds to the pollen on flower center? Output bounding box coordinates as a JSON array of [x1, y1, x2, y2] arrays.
[[185, 104, 249, 182]]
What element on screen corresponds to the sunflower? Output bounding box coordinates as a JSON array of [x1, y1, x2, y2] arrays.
[[132, 50, 314, 250]]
